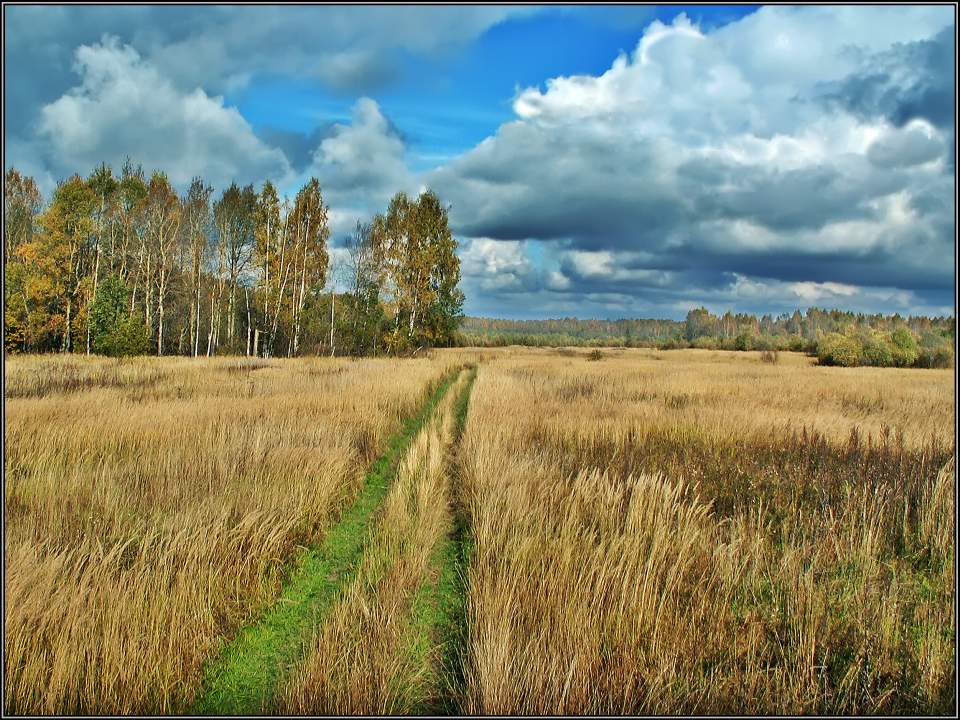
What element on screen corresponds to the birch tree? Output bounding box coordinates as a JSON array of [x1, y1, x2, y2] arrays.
[[254, 181, 288, 357], [4, 168, 42, 266], [182, 178, 212, 356], [86, 163, 118, 354], [36, 176, 97, 353], [145, 172, 182, 355], [372, 189, 462, 351], [212, 183, 256, 353], [287, 178, 329, 357]]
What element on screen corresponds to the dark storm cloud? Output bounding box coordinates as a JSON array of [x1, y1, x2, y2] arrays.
[[816, 26, 955, 129], [867, 125, 947, 169], [430, 8, 955, 317], [257, 125, 336, 174], [433, 122, 686, 247], [677, 158, 904, 232], [668, 245, 952, 293]]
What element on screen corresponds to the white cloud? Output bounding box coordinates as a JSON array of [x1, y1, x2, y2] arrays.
[[295, 97, 417, 237], [788, 281, 858, 301], [460, 238, 538, 293], [563, 250, 674, 286], [430, 6, 955, 312], [867, 120, 946, 168], [307, 98, 413, 200], [37, 36, 292, 190]]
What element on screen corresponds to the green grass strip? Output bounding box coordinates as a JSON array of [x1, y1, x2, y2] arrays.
[[409, 366, 478, 715], [191, 368, 462, 716]]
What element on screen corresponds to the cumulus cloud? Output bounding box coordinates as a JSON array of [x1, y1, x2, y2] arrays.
[[460, 238, 540, 293], [815, 25, 955, 130], [3, 5, 532, 131], [4, 5, 954, 319], [300, 97, 417, 237], [428, 6, 955, 316], [307, 98, 412, 198], [867, 120, 946, 168], [36, 36, 292, 190]]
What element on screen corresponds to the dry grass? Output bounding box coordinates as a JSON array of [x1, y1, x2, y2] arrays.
[[278, 369, 470, 714], [4, 347, 954, 714], [3, 353, 456, 714], [456, 347, 955, 714], [465, 346, 953, 449]]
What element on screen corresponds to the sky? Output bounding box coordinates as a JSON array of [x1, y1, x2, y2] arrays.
[[4, 4, 956, 320]]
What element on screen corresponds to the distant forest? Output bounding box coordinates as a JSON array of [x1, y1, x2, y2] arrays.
[[458, 308, 956, 368]]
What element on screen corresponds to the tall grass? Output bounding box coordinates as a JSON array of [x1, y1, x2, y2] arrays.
[[4, 347, 953, 714], [458, 349, 955, 714], [3, 354, 456, 714]]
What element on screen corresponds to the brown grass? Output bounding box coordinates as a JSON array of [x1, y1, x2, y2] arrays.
[[3, 353, 456, 714], [457, 348, 955, 714], [4, 347, 954, 714]]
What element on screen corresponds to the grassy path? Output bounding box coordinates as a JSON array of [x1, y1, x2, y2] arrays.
[[191, 369, 461, 715], [412, 365, 478, 714]]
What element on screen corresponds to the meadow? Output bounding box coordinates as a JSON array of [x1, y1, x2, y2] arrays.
[[3, 347, 955, 714]]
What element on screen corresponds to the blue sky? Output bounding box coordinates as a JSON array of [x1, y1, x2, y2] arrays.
[[227, 6, 761, 176], [4, 4, 955, 320]]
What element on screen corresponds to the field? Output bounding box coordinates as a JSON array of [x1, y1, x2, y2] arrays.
[[3, 347, 955, 714]]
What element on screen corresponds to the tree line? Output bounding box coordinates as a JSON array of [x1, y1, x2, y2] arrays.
[[458, 316, 685, 347], [459, 307, 955, 368], [3, 164, 464, 358]]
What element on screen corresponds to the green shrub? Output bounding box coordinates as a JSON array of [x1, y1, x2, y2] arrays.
[[890, 328, 919, 367], [97, 316, 152, 357], [90, 276, 151, 357], [734, 331, 754, 351], [917, 344, 955, 369], [817, 332, 863, 367], [754, 335, 775, 352], [692, 336, 719, 350], [787, 335, 805, 352], [919, 330, 949, 349], [931, 344, 954, 369], [861, 337, 894, 367]]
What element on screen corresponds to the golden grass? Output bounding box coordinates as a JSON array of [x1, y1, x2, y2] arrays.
[[456, 347, 955, 714], [4, 347, 954, 714], [459, 346, 953, 449], [3, 353, 456, 714]]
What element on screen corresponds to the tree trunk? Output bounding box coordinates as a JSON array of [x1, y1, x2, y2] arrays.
[[88, 218, 102, 355], [157, 293, 164, 356], [206, 293, 215, 357], [293, 258, 306, 357], [189, 279, 197, 357], [63, 297, 72, 353], [329, 291, 335, 357], [245, 287, 252, 357], [228, 284, 236, 346], [194, 280, 202, 357], [145, 252, 153, 338]]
